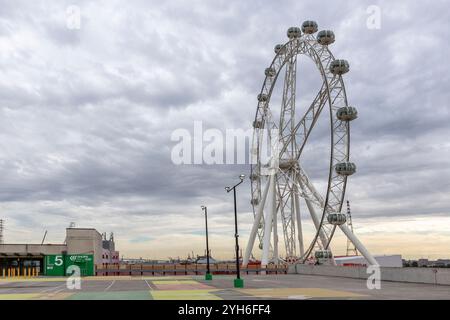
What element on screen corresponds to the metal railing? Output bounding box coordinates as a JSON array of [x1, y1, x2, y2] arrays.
[[95, 263, 288, 276]]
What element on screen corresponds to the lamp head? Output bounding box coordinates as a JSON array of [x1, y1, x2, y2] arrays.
[[201, 205, 206, 210], [239, 174, 246, 181], [225, 187, 231, 192]]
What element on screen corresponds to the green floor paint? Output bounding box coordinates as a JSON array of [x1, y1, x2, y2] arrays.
[[67, 290, 152, 300], [150, 289, 222, 300]]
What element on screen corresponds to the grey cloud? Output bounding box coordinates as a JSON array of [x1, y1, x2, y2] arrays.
[[0, 0, 449, 257]]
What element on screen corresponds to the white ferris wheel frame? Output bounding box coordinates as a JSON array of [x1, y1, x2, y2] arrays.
[[244, 28, 378, 267]]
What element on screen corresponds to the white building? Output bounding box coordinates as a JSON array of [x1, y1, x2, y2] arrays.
[[334, 254, 403, 267]]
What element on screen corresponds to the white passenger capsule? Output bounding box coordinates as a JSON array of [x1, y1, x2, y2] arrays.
[[336, 106, 358, 121], [274, 44, 286, 54], [257, 93, 268, 102], [279, 159, 297, 170], [317, 30, 335, 45], [253, 120, 263, 129], [287, 27, 301, 39], [301, 20, 318, 34], [315, 250, 333, 259], [335, 162, 356, 176], [327, 213, 347, 225], [265, 67, 276, 77], [330, 59, 350, 75]]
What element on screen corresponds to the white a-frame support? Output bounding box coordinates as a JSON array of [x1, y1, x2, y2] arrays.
[[242, 174, 271, 267], [243, 171, 379, 267], [293, 183, 304, 257], [261, 172, 277, 267]]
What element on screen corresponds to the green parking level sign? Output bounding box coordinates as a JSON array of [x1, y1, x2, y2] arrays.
[[44, 254, 94, 276], [65, 254, 94, 276], [44, 255, 65, 276]]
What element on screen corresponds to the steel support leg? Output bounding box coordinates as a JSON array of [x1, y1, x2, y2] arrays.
[[339, 224, 379, 266], [243, 175, 271, 267], [261, 173, 277, 267]]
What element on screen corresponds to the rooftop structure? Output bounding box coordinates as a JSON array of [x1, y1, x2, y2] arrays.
[[0, 227, 119, 275]]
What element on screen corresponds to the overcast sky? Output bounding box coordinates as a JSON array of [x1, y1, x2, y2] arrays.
[[0, 0, 449, 260]]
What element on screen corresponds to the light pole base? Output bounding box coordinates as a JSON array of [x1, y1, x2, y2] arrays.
[[234, 278, 244, 288], [205, 273, 213, 280]]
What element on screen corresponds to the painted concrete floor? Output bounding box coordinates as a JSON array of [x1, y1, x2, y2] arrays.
[[0, 274, 449, 300]]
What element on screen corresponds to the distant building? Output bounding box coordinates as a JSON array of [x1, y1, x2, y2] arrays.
[[409, 258, 450, 268], [120, 258, 164, 265], [334, 254, 403, 267], [432, 259, 450, 267], [418, 258, 430, 267], [101, 232, 119, 266], [196, 256, 218, 264], [0, 227, 119, 275]]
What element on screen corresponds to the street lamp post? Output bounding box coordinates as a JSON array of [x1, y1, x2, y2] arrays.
[[225, 174, 245, 288], [201, 205, 212, 280]]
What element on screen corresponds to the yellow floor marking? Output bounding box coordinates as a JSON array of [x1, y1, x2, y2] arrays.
[[0, 293, 42, 300], [0, 277, 68, 283], [36, 292, 74, 300], [85, 276, 195, 281], [152, 280, 198, 285], [0, 275, 198, 283], [141, 276, 195, 280], [238, 288, 365, 299], [151, 289, 222, 300], [0, 276, 134, 283]]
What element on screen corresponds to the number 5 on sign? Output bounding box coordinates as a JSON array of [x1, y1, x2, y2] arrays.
[[55, 256, 64, 266]]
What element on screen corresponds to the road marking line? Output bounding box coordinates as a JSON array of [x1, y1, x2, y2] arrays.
[[53, 288, 66, 296], [0, 281, 43, 294], [40, 284, 66, 293], [40, 287, 67, 299], [144, 279, 152, 290], [103, 280, 116, 292]]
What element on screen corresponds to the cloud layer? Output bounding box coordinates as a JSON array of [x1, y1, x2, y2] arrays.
[[0, 0, 449, 259]]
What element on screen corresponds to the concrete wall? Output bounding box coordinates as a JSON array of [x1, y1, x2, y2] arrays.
[[289, 264, 450, 286], [66, 228, 103, 264], [0, 244, 67, 255], [335, 254, 403, 267]]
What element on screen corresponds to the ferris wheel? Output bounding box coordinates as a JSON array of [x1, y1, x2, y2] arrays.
[[243, 21, 378, 267]]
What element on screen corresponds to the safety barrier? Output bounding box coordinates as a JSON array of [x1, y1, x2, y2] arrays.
[[0, 267, 39, 278], [289, 264, 450, 286], [95, 263, 288, 276]]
